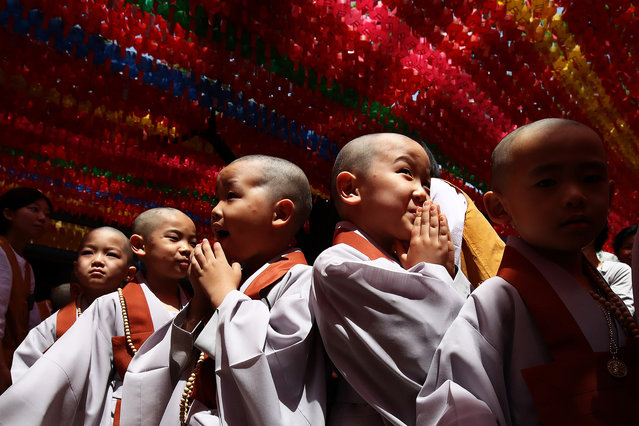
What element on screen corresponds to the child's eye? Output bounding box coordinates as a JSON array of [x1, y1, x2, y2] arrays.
[[189, 241, 197, 248], [534, 179, 556, 188], [79, 249, 93, 256], [167, 235, 179, 242], [107, 252, 121, 258], [398, 168, 413, 177], [226, 191, 238, 199]]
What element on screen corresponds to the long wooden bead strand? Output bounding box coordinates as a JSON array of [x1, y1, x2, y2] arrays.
[[179, 351, 206, 425], [117, 288, 138, 355]]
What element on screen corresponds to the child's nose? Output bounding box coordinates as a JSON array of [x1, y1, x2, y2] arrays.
[[92, 254, 106, 265], [413, 185, 428, 204], [211, 205, 222, 223], [178, 240, 192, 254], [564, 183, 587, 207]]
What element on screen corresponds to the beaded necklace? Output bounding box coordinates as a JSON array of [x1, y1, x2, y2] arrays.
[[582, 259, 639, 377], [179, 351, 206, 425], [117, 287, 138, 355]]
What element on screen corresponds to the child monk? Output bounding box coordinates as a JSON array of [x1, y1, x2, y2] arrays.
[[121, 155, 325, 425], [11, 226, 136, 381], [312, 133, 466, 425], [417, 118, 639, 425], [0, 207, 196, 424]]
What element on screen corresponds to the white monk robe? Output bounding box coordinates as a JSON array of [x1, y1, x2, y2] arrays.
[[11, 297, 84, 382], [417, 237, 639, 426], [0, 276, 185, 426], [311, 222, 465, 425], [121, 249, 326, 426]]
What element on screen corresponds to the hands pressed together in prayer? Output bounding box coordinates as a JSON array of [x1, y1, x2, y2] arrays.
[[395, 201, 455, 277], [184, 239, 242, 331]]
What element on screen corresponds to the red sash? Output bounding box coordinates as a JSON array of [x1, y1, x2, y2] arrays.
[[36, 300, 52, 321], [0, 237, 31, 367], [111, 283, 155, 426], [55, 299, 78, 339], [333, 228, 394, 262], [191, 251, 308, 410], [498, 245, 639, 425]]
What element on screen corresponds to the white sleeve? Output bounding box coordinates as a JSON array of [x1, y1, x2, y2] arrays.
[[600, 262, 634, 316], [417, 278, 548, 426], [120, 316, 188, 426], [416, 312, 505, 426], [10, 312, 58, 382], [0, 249, 12, 339], [192, 266, 324, 425], [0, 297, 118, 425], [311, 246, 464, 425]]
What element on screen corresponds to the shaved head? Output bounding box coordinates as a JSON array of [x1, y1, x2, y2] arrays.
[[78, 226, 133, 264], [491, 118, 593, 192], [229, 155, 312, 230], [331, 133, 425, 214], [132, 207, 190, 239]]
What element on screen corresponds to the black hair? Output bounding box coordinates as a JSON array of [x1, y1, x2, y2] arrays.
[[0, 187, 53, 235], [612, 225, 638, 255]]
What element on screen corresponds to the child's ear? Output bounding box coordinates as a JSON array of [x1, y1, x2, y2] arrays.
[[3, 207, 14, 222], [130, 234, 146, 257], [272, 199, 295, 228], [125, 266, 137, 283], [335, 171, 361, 206], [483, 191, 512, 225]]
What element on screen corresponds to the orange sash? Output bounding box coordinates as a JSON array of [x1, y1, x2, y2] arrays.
[[498, 245, 639, 425], [55, 299, 78, 339], [0, 237, 32, 367], [191, 251, 308, 410], [111, 283, 154, 426], [333, 227, 394, 262]]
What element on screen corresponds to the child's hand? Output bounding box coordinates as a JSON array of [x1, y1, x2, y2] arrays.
[[395, 201, 455, 276], [189, 239, 242, 309]]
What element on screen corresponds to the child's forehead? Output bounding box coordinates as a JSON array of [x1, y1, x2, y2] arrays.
[[81, 229, 128, 250], [150, 212, 196, 234], [373, 138, 429, 166], [216, 161, 263, 187], [511, 124, 605, 162]]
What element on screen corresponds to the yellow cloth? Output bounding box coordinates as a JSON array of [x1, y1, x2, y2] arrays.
[[448, 185, 505, 287]]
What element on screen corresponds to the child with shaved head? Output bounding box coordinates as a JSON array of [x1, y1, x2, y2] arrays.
[[418, 118, 639, 425], [121, 155, 325, 425], [11, 226, 136, 381], [0, 208, 197, 424], [312, 133, 467, 425]]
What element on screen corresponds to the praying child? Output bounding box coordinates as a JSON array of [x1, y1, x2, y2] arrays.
[[11, 226, 136, 381], [121, 155, 325, 425], [0, 207, 197, 425], [417, 118, 639, 425], [312, 133, 466, 425]]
